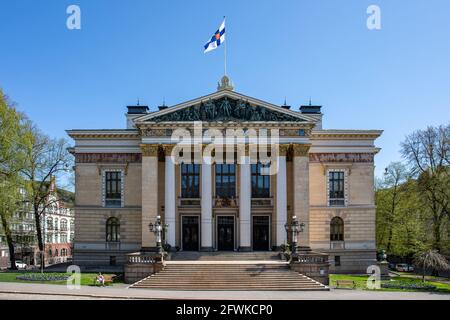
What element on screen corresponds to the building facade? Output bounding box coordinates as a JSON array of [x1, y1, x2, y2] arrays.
[[67, 78, 382, 273], [0, 178, 74, 269]]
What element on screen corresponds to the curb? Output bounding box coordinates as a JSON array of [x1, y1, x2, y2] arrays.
[[0, 289, 160, 300]]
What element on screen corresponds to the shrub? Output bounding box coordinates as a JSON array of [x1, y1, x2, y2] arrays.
[[16, 273, 69, 282], [381, 282, 436, 291]]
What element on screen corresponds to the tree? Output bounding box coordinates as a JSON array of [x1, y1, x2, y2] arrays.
[[376, 162, 408, 253], [0, 89, 28, 270], [401, 124, 450, 252], [413, 249, 450, 282], [21, 126, 72, 271]]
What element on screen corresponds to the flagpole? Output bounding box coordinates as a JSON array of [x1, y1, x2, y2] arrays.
[[224, 16, 227, 76]]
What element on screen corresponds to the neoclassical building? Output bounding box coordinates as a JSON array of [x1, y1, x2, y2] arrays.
[[67, 77, 382, 273]]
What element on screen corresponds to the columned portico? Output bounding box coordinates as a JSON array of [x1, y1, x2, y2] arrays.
[[201, 155, 213, 251], [69, 79, 382, 274], [163, 145, 176, 248], [239, 155, 251, 251], [140, 144, 159, 250]]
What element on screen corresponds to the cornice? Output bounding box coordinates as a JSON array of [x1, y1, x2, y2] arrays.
[[311, 130, 383, 140], [66, 130, 140, 139]]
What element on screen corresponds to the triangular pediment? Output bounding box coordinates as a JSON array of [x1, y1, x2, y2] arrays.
[[134, 91, 317, 124]]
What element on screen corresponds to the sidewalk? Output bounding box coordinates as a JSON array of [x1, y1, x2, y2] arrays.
[[0, 282, 449, 300]]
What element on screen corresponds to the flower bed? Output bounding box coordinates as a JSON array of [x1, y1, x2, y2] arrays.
[[16, 273, 70, 282], [381, 282, 436, 291]]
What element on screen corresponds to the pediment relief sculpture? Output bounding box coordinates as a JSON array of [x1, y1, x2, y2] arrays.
[[148, 98, 305, 123]]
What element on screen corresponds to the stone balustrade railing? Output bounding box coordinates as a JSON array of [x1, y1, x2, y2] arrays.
[[126, 252, 157, 264], [290, 250, 330, 285], [125, 252, 164, 284], [294, 252, 329, 264]]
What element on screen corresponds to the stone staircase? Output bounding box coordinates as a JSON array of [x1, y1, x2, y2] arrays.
[[129, 262, 329, 291]]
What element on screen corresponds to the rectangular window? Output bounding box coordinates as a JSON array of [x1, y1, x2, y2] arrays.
[[329, 171, 345, 206], [105, 171, 122, 207], [251, 163, 270, 198], [181, 164, 200, 198], [335, 255, 341, 267], [215, 164, 236, 198], [109, 256, 116, 266]]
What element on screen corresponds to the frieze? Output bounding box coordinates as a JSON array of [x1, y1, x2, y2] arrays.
[[139, 128, 168, 137], [280, 128, 312, 137], [148, 97, 305, 123], [75, 153, 141, 163], [309, 153, 374, 163]]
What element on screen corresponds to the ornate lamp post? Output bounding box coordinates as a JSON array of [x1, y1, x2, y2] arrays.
[[284, 215, 305, 255], [148, 215, 168, 260]]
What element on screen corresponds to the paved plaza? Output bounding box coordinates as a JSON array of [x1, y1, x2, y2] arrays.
[[0, 282, 449, 300]]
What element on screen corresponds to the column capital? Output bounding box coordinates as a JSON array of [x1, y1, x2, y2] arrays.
[[140, 144, 159, 157], [278, 144, 291, 156], [161, 144, 175, 156], [292, 144, 311, 157]]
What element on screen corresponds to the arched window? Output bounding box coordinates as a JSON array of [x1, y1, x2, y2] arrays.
[[46, 218, 53, 231], [106, 217, 120, 242], [330, 217, 344, 241], [60, 219, 68, 231]]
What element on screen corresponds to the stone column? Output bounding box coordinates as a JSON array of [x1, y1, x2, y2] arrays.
[[292, 144, 311, 249], [276, 145, 289, 247], [163, 145, 176, 248], [239, 154, 251, 251], [201, 155, 213, 251], [141, 144, 159, 250]]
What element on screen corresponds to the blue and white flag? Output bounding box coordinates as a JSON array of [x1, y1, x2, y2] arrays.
[[204, 19, 225, 53]]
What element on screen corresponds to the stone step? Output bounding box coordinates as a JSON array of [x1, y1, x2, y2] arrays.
[[130, 262, 328, 291]]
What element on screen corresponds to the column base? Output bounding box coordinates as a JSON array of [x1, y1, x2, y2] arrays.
[[238, 246, 252, 252]]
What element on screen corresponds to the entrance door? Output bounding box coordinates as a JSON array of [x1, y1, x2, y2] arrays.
[[217, 216, 234, 251], [252, 216, 270, 251], [182, 216, 199, 251]]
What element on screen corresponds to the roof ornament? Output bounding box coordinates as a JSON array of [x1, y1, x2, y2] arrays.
[[217, 75, 234, 91]]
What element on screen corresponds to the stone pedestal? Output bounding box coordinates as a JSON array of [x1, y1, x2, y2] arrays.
[[377, 261, 390, 280]]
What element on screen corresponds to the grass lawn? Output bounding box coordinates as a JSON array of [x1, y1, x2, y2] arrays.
[[330, 274, 450, 293], [0, 271, 123, 286]]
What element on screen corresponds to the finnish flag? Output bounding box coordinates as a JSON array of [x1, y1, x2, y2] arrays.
[[204, 19, 225, 53]]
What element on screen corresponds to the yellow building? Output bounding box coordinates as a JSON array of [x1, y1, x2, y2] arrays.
[[67, 77, 382, 273]]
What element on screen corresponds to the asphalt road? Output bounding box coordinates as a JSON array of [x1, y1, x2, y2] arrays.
[[0, 282, 449, 300]]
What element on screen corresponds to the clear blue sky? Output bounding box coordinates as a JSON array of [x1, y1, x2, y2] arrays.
[[1, 0, 449, 179]]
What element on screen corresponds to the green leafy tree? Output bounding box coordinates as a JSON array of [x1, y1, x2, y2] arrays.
[[376, 162, 408, 253], [21, 125, 72, 271], [401, 124, 450, 253], [0, 89, 28, 270]]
